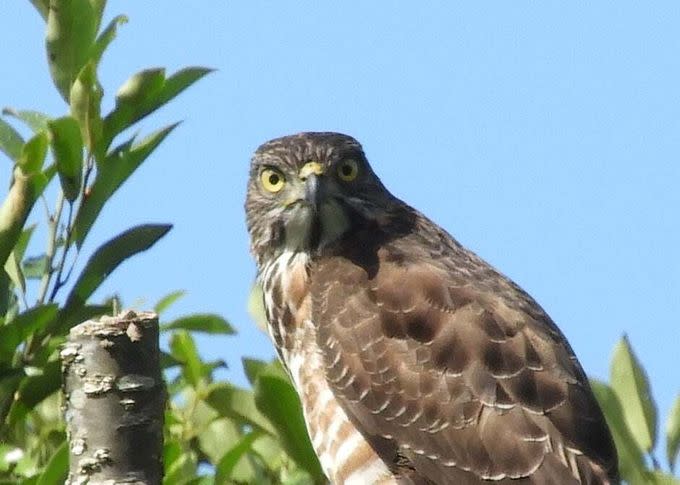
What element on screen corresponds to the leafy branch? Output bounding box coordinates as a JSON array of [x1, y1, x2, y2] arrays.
[[0, 1, 210, 480]]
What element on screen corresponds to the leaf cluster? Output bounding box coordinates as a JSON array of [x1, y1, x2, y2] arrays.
[[0, 1, 209, 482], [592, 336, 680, 484], [159, 295, 324, 485]]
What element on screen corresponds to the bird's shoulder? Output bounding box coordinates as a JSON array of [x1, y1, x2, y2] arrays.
[[307, 219, 618, 483]]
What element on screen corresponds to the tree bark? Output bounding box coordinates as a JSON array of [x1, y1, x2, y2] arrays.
[[61, 310, 165, 485]]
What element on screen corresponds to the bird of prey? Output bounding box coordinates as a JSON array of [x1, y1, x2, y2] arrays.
[[245, 132, 618, 484]]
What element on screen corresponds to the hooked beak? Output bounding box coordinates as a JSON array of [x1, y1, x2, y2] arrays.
[[299, 162, 325, 210]]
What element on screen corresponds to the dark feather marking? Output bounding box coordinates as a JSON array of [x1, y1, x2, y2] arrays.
[[406, 313, 439, 343], [479, 310, 509, 341]]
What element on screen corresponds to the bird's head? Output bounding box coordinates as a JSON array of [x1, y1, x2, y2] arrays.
[[245, 132, 398, 266]]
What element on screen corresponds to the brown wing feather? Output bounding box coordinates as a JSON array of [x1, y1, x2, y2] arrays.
[[310, 237, 618, 484]]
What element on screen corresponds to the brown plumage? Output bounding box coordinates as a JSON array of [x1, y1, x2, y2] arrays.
[[245, 132, 619, 484]]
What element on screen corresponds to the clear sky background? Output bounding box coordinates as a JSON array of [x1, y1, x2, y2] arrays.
[[2, 1, 679, 456]]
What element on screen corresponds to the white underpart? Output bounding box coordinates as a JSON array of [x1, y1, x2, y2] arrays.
[[342, 439, 396, 485], [290, 336, 394, 484], [334, 430, 372, 470], [261, 241, 394, 484]]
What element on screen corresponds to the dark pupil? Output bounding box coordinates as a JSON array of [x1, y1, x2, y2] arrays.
[[268, 173, 280, 185], [341, 164, 353, 176]]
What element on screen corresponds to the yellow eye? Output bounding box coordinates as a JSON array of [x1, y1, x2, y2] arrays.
[[337, 159, 359, 182], [260, 168, 285, 193]]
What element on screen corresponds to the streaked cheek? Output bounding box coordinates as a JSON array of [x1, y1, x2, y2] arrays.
[[257, 205, 288, 246]]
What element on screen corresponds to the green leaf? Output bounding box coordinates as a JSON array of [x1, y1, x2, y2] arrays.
[[163, 441, 198, 485], [102, 67, 212, 148], [48, 116, 83, 201], [205, 382, 275, 435], [0, 373, 22, 431], [205, 359, 228, 376], [281, 469, 317, 485], [70, 62, 103, 153], [215, 431, 261, 484], [162, 314, 234, 334], [197, 417, 241, 464], [45, 0, 98, 102], [29, 0, 49, 20], [4, 221, 37, 291], [163, 444, 198, 485], [4, 250, 25, 294], [610, 335, 657, 452], [160, 67, 215, 106], [254, 363, 324, 481], [102, 68, 165, 146], [184, 477, 212, 485], [184, 392, 220, 437], [251, 433, 286, 475], [644, 471, 680, 485], [73, 123, 178, 248], [169, 331, 206, 388], [22, 255, 49, 280], [0, 167, 51, 269], [8, 360, 61, 427], [35, 441, 67, 485], [63, 224, 172, 313], [2, 108, 51, 134], [88, 0, 106, 34], [247, 282, 268, 332], [18, 131, 49, 173], [14, 224, 37, 261], [591, 379, 648, 484], [0, 444, 23, 472], [90, 14, 128, 68], [0, 305, 58, 361], [160, 350, 181, 369], [242, 357, 268, 386], [0, 118, 23, 161], [668, 395, 680, 472], [154, 290, 185, 315], [0, 271, 11, 318]]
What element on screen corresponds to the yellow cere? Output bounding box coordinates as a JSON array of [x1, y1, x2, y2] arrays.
[[299, 161, 325, 180], [337, 159, 359, 181], [260, 168, 285, 193]]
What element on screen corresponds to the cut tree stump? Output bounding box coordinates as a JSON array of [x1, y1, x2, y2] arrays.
[[61, 310, 165, 485]]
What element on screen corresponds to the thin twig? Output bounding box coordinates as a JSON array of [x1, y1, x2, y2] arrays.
[[48, 200, 74, 302], [60, 244, 80, 284], [40, 193, 51, 218], [48, 151, 96, 302], [36, 192, 64, 305], [81, 152, 96, 193], [19, 290, 29, 310]]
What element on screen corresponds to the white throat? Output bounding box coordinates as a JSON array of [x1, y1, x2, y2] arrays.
[[284, 200, 350, 252]]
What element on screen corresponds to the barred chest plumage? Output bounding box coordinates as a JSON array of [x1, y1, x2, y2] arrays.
[[259, 250, 396, 484]]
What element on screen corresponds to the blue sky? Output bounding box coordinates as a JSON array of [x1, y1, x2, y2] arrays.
[[2, 1, 679, 454]]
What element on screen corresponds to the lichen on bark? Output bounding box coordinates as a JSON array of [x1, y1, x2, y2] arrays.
[[61, 310, 165, 485]]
